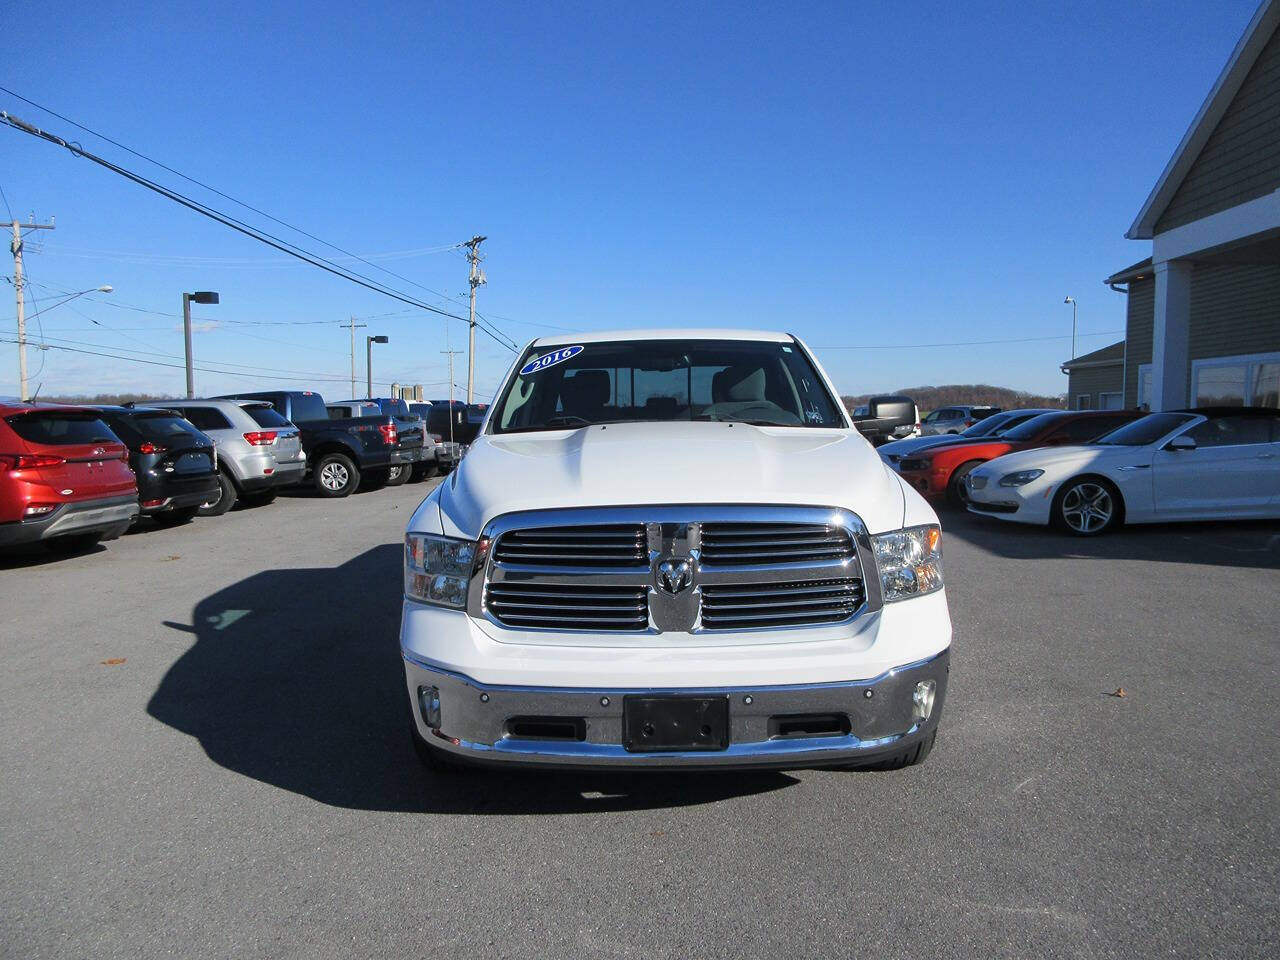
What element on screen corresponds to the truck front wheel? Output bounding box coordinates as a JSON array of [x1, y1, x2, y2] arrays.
[[314, 453, 360, 497]]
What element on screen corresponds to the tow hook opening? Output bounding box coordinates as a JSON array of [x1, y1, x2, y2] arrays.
[[505, 716, 587, 742], [767, 713, 851, 739]]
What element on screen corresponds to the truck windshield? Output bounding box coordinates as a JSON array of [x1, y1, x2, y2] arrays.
[[493, 339, 844, 433]]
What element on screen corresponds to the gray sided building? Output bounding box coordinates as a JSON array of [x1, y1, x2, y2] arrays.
[[1061, 340, 1125, 409], [1109, 0, 1280, 411]]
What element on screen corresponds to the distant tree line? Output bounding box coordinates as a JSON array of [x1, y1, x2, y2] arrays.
[[41, 393, 180, 406], [842, 384, 1066, 416]]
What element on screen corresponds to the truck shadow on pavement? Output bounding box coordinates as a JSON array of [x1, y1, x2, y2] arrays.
[[147, 543, 797, 813], [940, 507, 1280, 569]]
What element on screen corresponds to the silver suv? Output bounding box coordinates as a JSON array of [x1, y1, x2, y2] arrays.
[[166, 399, 306, 515]]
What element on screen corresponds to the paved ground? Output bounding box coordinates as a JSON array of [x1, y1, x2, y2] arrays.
[[2, 481, 1277, 959]]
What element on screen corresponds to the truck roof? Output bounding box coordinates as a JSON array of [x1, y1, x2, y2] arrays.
[[530, 329, 795, 347]]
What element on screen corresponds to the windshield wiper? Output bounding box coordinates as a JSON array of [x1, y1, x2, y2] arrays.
[[692, 415, 802, 427]]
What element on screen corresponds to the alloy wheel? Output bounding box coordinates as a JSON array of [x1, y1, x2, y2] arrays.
[[320, 462, 350, 491], [1061, 482, 1113, 533]]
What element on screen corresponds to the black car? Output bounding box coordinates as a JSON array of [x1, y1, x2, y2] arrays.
[[91, 406, 220, 526]]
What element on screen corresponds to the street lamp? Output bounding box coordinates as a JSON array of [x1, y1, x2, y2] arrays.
[[182, 291, 219, 398], [1063, 296, 1077, 360], [16, 284, 113, 401], [367, 335, 389, 398]]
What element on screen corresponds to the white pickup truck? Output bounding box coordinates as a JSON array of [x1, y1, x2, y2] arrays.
[[401, 330, 951, 771]]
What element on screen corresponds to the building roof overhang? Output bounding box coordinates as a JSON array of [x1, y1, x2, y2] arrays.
[[1127, 0, 1280, 240], [1060, 340, 1125, 372]]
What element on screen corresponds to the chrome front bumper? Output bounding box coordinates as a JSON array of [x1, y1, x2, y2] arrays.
[[404, 649, 949, 770]]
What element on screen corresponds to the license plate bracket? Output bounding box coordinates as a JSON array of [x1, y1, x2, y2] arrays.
[[622, 696, 729, 752]]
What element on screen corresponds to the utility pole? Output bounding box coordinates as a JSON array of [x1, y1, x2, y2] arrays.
[[346, 316, 367, 398], [7, 217, 55, 401], [441, 349, 463, 445], [463, 236, 486, 405]]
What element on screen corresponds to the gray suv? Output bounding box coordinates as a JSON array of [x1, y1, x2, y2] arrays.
[[166, 399, 306, 515]]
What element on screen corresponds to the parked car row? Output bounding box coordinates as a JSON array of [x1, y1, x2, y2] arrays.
[[880, 405, 1280, 535], [0, 390, 476, 556]]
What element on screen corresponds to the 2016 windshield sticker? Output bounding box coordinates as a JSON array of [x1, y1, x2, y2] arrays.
[[519, 345, 583, 376]]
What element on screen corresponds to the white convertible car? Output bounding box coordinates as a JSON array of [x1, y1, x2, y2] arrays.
[[964, 408, 1280, 535]]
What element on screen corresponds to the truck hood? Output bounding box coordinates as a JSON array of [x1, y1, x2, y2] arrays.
[[436, 421, 908, 537]]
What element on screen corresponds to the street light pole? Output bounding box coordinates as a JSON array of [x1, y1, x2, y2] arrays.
[[1064, 296, 1077, 360], [367, 335, 388, 397], [182, 291, 219, 398]]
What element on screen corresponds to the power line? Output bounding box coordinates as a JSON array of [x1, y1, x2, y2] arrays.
[[0, 86, 522, 349], [0, 110, 515, 342], [2, 336, 456, 389]]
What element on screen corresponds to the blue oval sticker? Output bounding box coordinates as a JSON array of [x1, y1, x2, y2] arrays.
[[519, 344, 584, 376]]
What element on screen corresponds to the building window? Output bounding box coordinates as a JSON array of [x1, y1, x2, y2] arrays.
[[1076, 394, 1091, 410], [1256, 362, 1279, 408], [1098, 392, 1123, 410], [1191, 353, 1280, 408], [1137, 364, 1152, 410]]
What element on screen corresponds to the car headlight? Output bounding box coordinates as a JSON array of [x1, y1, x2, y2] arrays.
[[871, 524, 943, 602], [404, 533, 485, 608], [998, 469, 1044, 487]]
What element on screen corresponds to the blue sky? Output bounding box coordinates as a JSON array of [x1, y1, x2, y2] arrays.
[[0, 0, 1262, 401]]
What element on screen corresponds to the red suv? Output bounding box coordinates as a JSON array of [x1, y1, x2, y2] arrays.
[[894, 410, 1143, 505], [0, 402, 139, 552]]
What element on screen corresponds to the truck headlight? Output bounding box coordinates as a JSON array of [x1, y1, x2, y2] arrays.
[[871, 524, 943, 602], [405, 533, 484, 608], [999, 469, 1044, 487]]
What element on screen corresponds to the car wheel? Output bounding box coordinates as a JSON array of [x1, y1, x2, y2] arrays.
[[946, 460, 984, 508], [44, 533, 103, 554], [840, 729, 937, 772], [314, 453, 360, 497], [1052, 477, 1121, 536], [152, 505, 199, 526], [385, 464, 410, 486], [197, 470, 238, 517]]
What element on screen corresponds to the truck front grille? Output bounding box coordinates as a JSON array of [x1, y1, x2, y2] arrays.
[[700, 522, 855, 565], [491, 524, 646, 568], [478, 507, 873, 636], [701, 578, 865, 629], [486, 582, 649, 631]]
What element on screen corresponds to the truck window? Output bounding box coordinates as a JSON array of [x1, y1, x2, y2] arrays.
[[288, 393, 329, 422], [495, 339, 843, 432]]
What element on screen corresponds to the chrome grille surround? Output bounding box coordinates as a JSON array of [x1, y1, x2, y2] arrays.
[[473, 505, 881, 634]]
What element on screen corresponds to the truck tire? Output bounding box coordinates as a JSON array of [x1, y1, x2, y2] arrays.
[[845, 729, 937, 772], [385, 464, 410, 486], [314, 452, 360, 497], [198, 469, 238, 517]]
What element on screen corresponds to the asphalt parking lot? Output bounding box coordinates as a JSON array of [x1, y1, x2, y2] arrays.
[[2, 482, 1277, 959]]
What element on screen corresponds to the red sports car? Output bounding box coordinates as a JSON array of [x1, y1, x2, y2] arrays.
[[894, 410, 1143, 505], [0, 402, 139, 552]]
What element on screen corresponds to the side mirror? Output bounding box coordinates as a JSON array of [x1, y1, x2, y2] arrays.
[[1165, 435, 1196, 452]]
